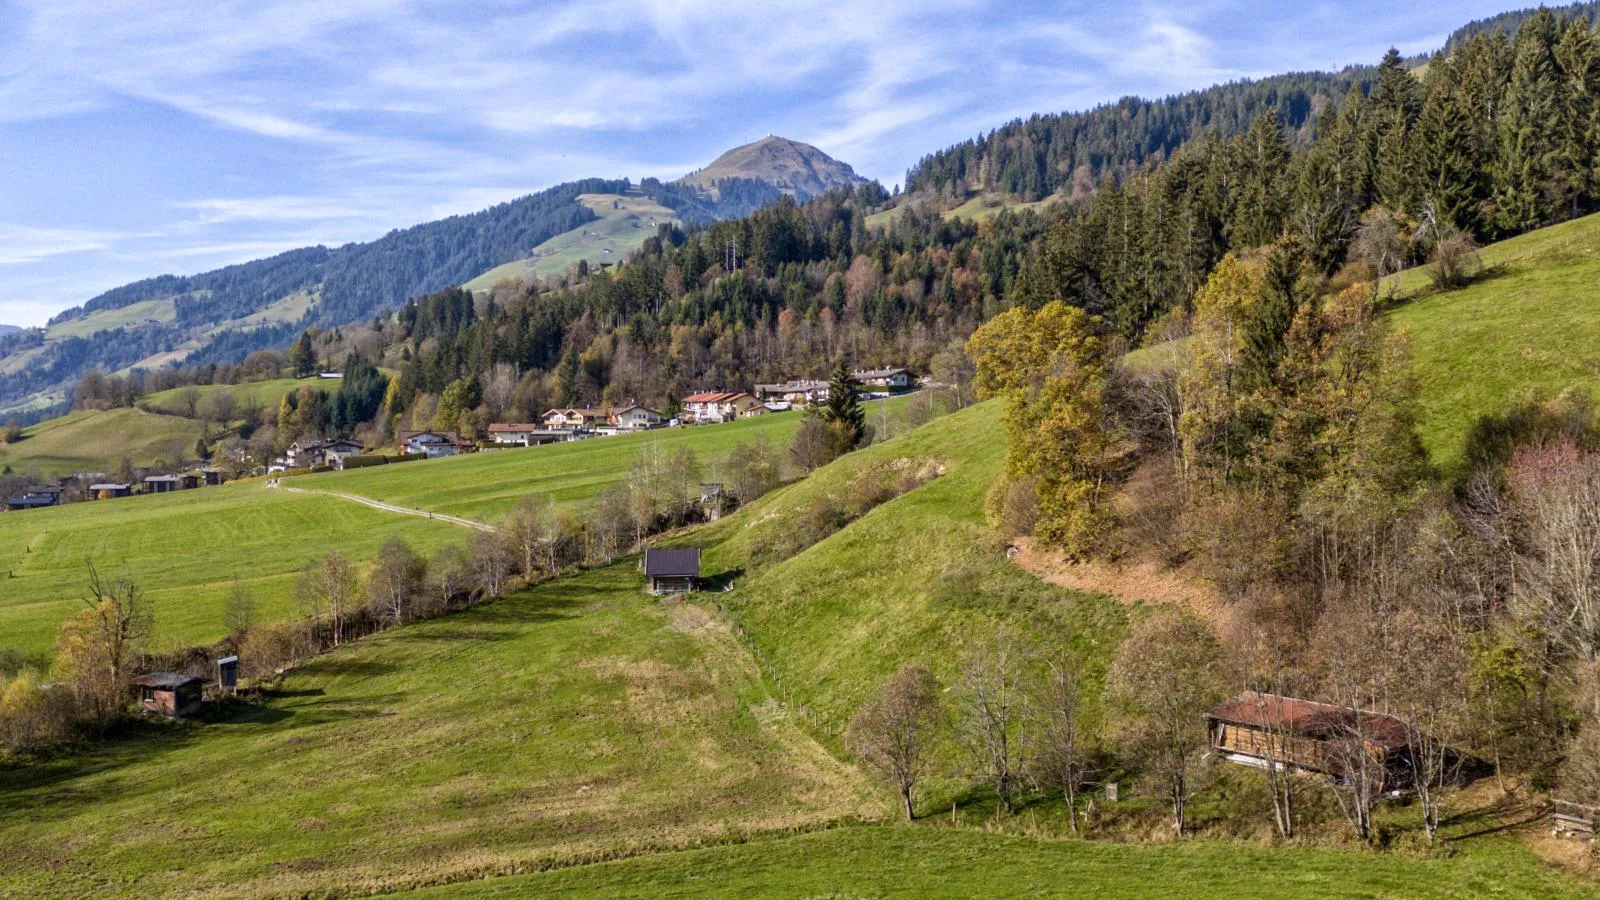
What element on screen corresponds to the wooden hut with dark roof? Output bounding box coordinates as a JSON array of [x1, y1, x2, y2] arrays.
[[643, 548, 701, 595], [131, 672, 205, 719]]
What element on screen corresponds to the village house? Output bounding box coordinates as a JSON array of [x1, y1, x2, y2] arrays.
[[286, 438, 365, 469], [610, 404, 663, 430], [1205, 692, 1453, 791], [487, 423, 578, 447], [88, 482, 132, 499], [643, 548, 701, 595], [754, 379, 830, 406], [851, 366, 911, 393], [398, 430, 469, 458], [681, 391, 763, 424], [131, 672, 205, 719], [542, 408, 605, 430]]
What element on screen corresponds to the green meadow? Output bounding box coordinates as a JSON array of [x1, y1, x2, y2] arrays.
[[292, 409, 810, 523], [412, 825, 1591, 899], [1386, 212, 1600, 469], [0, 485, 464, 661], [140, 376, 327, 416]]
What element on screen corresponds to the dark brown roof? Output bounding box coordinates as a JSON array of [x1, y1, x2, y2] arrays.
[[1206, 691, 1411, 750], [131, 672, 204, 690], [644, 548, 701, 577]]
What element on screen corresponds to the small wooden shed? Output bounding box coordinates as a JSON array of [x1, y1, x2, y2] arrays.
[[131, 672, 204, 719], [643, 548, 700, 595]]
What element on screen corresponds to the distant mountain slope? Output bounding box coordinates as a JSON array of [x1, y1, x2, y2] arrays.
[[1442, 1, 1600, 53], [678, 136, 866, 199], [463, 190, 679, 291]]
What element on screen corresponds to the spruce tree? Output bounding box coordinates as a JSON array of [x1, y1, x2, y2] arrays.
[[822, 359, 867, 451], [288, 330, 316, 379]]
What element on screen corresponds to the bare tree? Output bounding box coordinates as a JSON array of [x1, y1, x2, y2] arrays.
[[724, 440, 780, 508], [930, 346, 976, 410], [505, 495, 554, 578], [177, 385, 202, 418], [847, 665, 944, 820], [366, 537, 423, 627], [1313, 602, 1397, 844], [1391, 609, 1471, 843], [297, 551, 358, 647], [958, 632, 1029, 814], [223, 577, 258, 635], [425, 544, 470, 613], [1505, 440, 1600, 669], [1032, 652, 1096, 833], [470, 531, 514, 599], [204, 389, 237, 426], [1109, 613, 1226, 836]]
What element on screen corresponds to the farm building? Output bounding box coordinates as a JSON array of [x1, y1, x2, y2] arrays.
[[143, 475, 183, 493], [4, 485, 62, 510], [643, 548, 701, 595], [131, 672, 205, 719], [1205, 692, 1424, 788], [88, 482, 132, 498], [196, 467, 224, 486], [488, 423, 577, 446]]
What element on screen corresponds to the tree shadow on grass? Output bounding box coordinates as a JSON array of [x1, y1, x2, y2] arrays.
[[0, 690, 410, 814]]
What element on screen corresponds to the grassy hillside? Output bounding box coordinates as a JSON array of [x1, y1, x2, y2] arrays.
[[0, 485, 465, 660], [293, 410, 808, 523], [686, 403, 1126, 733], [464, 193, 676, 290], [0, 407, 206, 479], [1386, 212, 1600, 468], [0, 563, 874, 897], [140, 376, 327, 416], [413, 825, 1590, 898], [43, 298, 177, 340]]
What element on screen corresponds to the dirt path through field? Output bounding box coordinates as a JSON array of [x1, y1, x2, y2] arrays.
[[267, 481, 500, 533]]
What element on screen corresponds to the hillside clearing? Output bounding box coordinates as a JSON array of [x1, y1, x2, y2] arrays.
[[464, 192, 676, 290], [0, 564, 875, 897]]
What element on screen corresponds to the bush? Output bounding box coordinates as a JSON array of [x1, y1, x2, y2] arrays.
[[0, 670, 72, 753], [1427, 230, 1481, 291]]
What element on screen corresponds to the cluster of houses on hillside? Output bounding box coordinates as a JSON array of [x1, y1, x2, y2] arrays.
[[3, 467, 227, 511]]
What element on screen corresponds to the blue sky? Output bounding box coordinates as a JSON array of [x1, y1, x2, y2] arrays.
[[0, 0, 1518, 327]]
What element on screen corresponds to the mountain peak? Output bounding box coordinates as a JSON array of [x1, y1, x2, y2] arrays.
[[678, 135, 865, 199]]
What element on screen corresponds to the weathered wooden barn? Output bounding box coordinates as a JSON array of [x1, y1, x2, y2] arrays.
[[1205, 692, 1421, 788], [131, 672, 204, 719], [643, 548, 700, 595]]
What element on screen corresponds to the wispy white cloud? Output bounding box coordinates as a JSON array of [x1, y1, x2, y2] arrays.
[[0, 0, 1523, 325]]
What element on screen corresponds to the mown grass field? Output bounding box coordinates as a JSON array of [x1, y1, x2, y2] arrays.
[[1386, 212, 1600, 469], [0, 564, 874, 897], [412, 824, 1591, 898], [0, 484, 465, 661], [464, 192, 677, 290], [293, 410, 810, 524], [0, 407, 206, 479]]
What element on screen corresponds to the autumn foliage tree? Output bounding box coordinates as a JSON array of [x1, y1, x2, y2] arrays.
[[967, 300, 1115, 555]]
